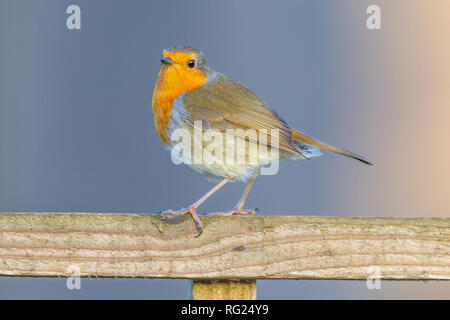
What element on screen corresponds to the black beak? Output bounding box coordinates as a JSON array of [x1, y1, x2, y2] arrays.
[[160, 57, 173, 65]]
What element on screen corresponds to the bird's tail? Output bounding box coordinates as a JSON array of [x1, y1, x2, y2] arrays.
[[291, 128, 372, 165]]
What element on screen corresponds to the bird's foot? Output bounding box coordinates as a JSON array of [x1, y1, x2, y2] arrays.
[[160, 206, 203, 237], [208, 207, 260, 216], [160, 207, 191, 216]]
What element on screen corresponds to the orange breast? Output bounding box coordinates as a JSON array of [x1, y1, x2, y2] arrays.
[[152, 62, 207, 145]]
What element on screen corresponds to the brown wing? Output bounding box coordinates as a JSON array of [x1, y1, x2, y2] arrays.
[[182, 73, 304, 157]]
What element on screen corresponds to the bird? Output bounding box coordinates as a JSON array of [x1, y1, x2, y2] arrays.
[[152, 46, 371, 237]]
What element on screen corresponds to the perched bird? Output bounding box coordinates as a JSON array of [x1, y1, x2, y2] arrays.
[[152, 46, 371, 237]]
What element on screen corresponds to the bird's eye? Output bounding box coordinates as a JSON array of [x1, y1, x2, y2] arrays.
[[187, 60, 196, 68]]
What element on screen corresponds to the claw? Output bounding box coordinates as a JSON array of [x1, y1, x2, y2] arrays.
[[160, 209, 187, 216], [190, 209, 204, 238], [159, 207, 204, 238], [208, 207, 259, 216], [194, 225, 203, 238], [234, 208, 258, 215]]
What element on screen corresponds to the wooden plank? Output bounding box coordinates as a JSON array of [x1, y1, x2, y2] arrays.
[[0, 213, 449, 280], [190, 280, 256, 300]]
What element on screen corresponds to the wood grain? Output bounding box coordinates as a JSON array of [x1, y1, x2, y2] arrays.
[[0, 213, 449, 280], [191, 280, 256, 300]]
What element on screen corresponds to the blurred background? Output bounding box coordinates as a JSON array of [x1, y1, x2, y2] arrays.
[[0, 0, 449, 299]]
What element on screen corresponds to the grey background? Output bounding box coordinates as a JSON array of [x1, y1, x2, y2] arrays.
[[0, 0, 449, 299]]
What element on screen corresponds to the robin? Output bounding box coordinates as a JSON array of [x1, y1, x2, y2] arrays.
[[152, 46, 371, 237]]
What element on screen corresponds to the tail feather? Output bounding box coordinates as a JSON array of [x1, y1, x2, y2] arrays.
[[291, 128, 372, 165]]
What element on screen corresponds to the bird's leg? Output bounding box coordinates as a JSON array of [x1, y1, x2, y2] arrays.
[[160, 176, 233, 237], [210, 170, 260, 216]]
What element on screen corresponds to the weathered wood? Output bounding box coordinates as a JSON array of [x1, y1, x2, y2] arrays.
[[0, 213, 449, 280], [191, 280, 256, 300]]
